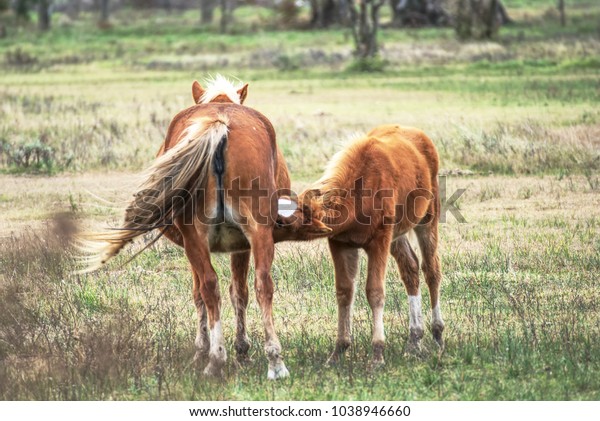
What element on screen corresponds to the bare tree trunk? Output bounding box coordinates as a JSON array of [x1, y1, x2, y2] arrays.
[[496, 0, 513, 25], [200, 0, 217, 24], [390, 0, 450, 27], [219, 0, 229, 33], [15, 0, 30, 22], [38, 0, 51, 31], [482, 0, 497, 38], [454, 0, 509, 39], [310, 0, 350, 27], [99, 0, 110, 25], [349, 0, 384, 59], [558, 0, 566, 27]]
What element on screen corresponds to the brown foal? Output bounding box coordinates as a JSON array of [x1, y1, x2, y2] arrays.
[[275, 125, 445, 365]]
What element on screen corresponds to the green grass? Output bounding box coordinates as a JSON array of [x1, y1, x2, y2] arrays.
[[0, 184, 598, 399]]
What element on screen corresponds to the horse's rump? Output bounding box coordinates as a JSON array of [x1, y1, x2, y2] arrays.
[[161, 104, 289, 249]]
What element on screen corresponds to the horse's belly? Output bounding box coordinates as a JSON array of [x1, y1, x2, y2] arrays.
[[331, 229, 372, 248], [208, 224, 251, 253]]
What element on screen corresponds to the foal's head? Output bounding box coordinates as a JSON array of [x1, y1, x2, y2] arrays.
[[276, 189, 333, 241], [192, 74, 249, 105]]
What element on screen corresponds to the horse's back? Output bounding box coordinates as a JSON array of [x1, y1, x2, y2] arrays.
[[162, 103, 289, 190], [367, 125, 440, 229], [367, 125, 439, 179]]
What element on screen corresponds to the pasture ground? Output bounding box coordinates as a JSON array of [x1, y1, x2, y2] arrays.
[[0, 2, 599, 400]]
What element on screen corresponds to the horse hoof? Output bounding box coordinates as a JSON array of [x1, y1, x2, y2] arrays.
[[368, 358, 385, 373], [194, 349, 209, 364], [405, 341, 423, 357], [267, 363, 290, 380], [326, 353, 340, 366], [203, 361, 225, 378]]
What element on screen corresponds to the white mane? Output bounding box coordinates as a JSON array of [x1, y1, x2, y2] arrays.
[[200, 74, 243, 104]]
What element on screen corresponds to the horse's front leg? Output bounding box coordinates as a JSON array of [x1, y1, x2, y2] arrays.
[[365, 232, 392, 366], [250, 227, 289, 380], [327, 239, 359, 365], [229, 250, 251, 360]]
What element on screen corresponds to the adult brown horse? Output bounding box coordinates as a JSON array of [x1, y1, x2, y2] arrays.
[[81, 76, 291, 379], [275, 125, 444, 366]]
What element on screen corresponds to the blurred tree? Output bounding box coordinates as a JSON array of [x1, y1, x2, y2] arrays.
[[453, 0, 512, 39], [0, 0, 6, 38], [349, 0, 384, 58], [200, 0, 217, 24], [14, 0, 31, 21], [276, 0, 301, 27], [219, 0, 234, 33], [65, 0, 81, 20], [37, 0, 51, 31], [558, 0, 566, 26], [389, 0, 450, 27], [310, 0, 351, 28], [99, 0, 110, 27]]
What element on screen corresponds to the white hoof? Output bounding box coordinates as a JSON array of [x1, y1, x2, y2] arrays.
[[267, 363, 290, 380]]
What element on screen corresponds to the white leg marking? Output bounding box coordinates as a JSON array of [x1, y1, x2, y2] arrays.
[[432, 304, 444, 326], [372, 305, 385, 344], [209, 321, 226, 361], [408, 294, 424, 332], [266, 342, 289, 380], [267, 362, 290, 380]]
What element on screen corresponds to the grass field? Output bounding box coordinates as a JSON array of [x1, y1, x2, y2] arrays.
[[0, 3, 599, 400]]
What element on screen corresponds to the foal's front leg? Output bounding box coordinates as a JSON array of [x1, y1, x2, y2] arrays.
[[327, 240, 359, 364], [365, 233, 392, 366]]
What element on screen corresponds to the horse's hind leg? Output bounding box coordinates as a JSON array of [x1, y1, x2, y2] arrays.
[[249, 226, 289, 380], [414, 223, 444, 348], [192, 269, 210, 361], [327, 239, 359, 365], [229, 250, 251, 360], [390, 235, 424, 353], [177, 221, 226, 377]]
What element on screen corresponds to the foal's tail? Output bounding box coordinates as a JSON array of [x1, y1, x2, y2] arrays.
[[77, 115, 229, 273]]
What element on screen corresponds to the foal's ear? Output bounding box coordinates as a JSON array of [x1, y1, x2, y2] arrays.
[[303, 188, 322, 203], [237, 83, 249, 104], [192, 80, 204, 104]]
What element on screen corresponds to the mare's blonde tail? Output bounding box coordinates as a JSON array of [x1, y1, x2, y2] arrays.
[[77, 115, 229, 273]]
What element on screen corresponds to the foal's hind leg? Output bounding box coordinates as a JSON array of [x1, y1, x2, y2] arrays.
[[229, 251, 251, 360], [390, 235, 424, 354], [327, 239, 359, 365], [249, 226, 289, 380], [414, 223, 444, 348], [192, 269, 210, 360]]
